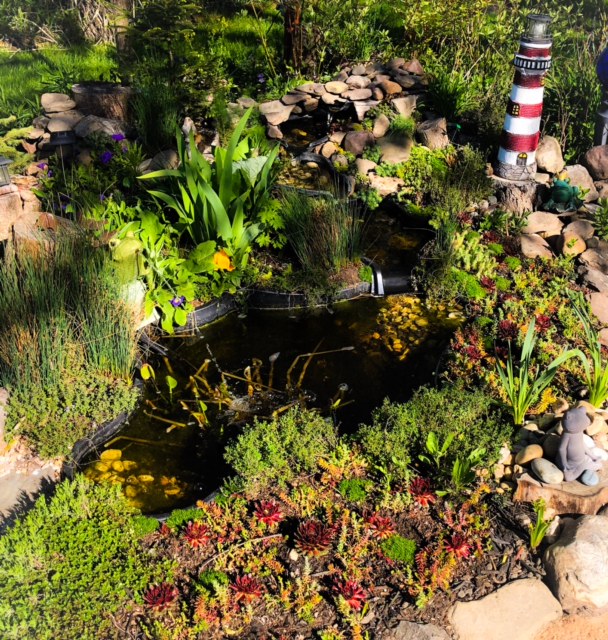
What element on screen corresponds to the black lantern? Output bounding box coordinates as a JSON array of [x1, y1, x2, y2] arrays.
[[0, 155, 12, 187], [49, 130, 77, 160]]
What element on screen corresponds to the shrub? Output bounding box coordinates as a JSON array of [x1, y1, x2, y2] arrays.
[[0, 477, 165, 640], [356, 386, 510, 482], [224, 407, 339, 491], [338, 478, 371, 503], [380, 535, 417, 565]]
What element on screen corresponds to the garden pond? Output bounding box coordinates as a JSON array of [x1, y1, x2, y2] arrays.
[[83, 295, 463, 513]]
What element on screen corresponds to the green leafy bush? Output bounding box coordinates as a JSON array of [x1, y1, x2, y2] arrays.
[[380, 535, 417, 565], [0, 477, 165, 640], [357, 386, 509, 482], [224, 407, 339, 492]]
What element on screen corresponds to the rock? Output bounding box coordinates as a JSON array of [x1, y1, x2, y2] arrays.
[[137, 149, 179, 175], [19, 190, 41, 215], [393, 73, 418, 90], [536, 136, 565, 174], [392, 95, 417, 118], [535, 172, 551, 185], [302, 96, 319, 112], [559, 229, 586, 256], [388, 57, 406, 70], [266, 124, 283, 140], [353, 99, 380, 121], [372, 114, 390, 138], [259, 100, 294, 126], [516, 444, 544, 465], [344, 88, 373, 101], [544, 514, 608, 612], [41, 92, 76, 113], [236, 96, 257, 109], [74, 115, 126, 139], [600, 328, 608, 347], [581, 247, 608, 274], [321, 141, 337, 159], [0, 188, 23, 242], [355, 158, 377, 176], [522, 211, 564, 238], [448, 578, 562, 640], [531, 458, 564, 484], [492, 176, 539, 214], [403, 59, 424, 75], [596, 181, 608, 200], [343, 131, 375, 156], [26, 127, 45, 141], [345, 75, 371, 89], [32, 115, 50, 130], [334, 69, 349, 82], [589, 291, 608, 324], [564, 219, 595, 241], [281, 92, 308, 105], [321, 92, 347, 106], [371, 86, 384, 101], [520, 233, 553, 259], [381, 620, 449, 640], [377, 79, 402, 96], [416, 118, 449, 150], [368, 174, 405, 197], [331, 154, 348, 169], [351, 64, 367, 76], [325, 81, 349, 95], [378, 135, 413, 165], [586, 414, 608, 436], [46, 110, 84, 132], [581, 469, 599, 485], [564, 165, 600, 202], [329, 131, 346, 145], [583, 145, 608, 180]]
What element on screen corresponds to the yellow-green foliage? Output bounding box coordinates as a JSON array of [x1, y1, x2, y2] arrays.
[[0, 126, 33, 172], [451, 230, 497, 279]]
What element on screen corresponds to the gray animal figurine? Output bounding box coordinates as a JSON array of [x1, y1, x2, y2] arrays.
[[556, 406, 601, 486]]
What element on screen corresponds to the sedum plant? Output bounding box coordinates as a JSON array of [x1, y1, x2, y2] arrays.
[[495, 317, 581, 425]]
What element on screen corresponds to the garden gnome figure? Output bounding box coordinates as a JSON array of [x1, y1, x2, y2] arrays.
[[556, 407, 602, 486]]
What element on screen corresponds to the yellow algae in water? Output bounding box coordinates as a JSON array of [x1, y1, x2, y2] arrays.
[[125, 485, 138, 498], [126, 475, 139, 485], [122, 460, 137, 471], [111, 461, 125, 473], [100, 449, 122, 461], [138, 474, 155, 483], [164, 487, 183, 497], [93, 461, 110, 473], [388, 234, 421, 251]]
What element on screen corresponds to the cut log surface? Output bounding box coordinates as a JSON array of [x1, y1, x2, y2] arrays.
[[514, 467, 608, 515]]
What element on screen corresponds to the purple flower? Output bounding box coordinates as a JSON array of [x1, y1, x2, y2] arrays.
[[36, 162, 48, 171], [47, 170, 53, 178], [111, 133, 126, 142], [170, 296, 186, 308], [121, 145, 128, 154], [99, 193, 106, 202], [257, 73, 266, 83], [100, 151, 114, 165]]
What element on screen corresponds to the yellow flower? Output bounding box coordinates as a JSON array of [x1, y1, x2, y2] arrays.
[[213, 249, 235, 271]]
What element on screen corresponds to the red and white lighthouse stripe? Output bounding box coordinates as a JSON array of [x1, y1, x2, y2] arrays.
[[496, 36, 552, 178]]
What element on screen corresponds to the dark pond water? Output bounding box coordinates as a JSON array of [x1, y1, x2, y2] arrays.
[[83, 296, 460, 513]]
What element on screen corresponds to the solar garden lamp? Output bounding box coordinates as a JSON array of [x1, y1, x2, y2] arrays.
[[0, 155, 12, 188]]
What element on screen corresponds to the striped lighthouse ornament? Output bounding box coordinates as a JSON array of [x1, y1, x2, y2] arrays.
[[496, 14, 552, 181]]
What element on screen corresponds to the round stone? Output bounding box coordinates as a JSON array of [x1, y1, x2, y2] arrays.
[[515, 443, 544, 464], [581, 469, 600, 486], [531, 458, 564, 484], [325, 81, 349, 95]]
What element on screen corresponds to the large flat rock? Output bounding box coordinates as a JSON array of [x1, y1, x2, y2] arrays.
[[449, 578, 562, 640]]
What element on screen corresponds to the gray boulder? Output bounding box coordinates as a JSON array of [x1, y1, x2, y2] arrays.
[[583, 145, 608, 181], [536, 136, 565, 174], [544, 513, 608, 612]]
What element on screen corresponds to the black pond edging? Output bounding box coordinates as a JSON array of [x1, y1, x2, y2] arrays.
[[174, 282, 374, 334], [62, 379, 144, 481]]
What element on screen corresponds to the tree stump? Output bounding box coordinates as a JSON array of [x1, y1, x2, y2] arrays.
[[72, 83, 133, 121]]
